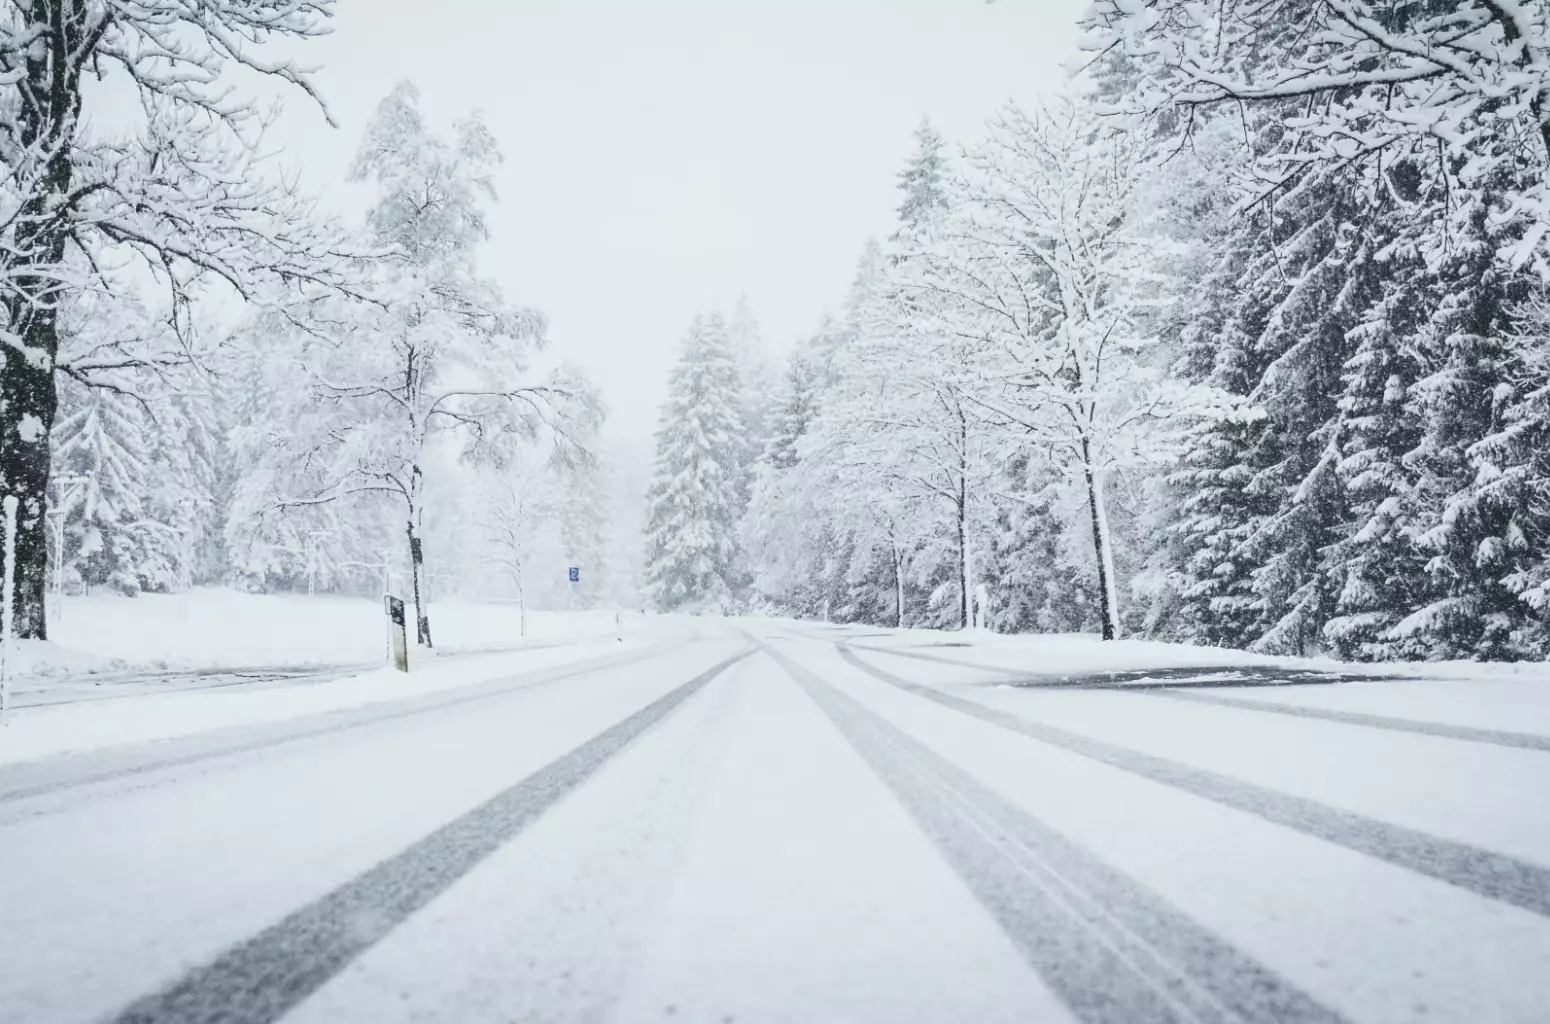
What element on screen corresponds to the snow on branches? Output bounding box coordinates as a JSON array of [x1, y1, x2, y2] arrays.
[[1082, 0, 1550, 270], [230, 83, 600, 646]]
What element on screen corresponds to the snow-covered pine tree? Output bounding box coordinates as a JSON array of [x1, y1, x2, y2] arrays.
[[763, 350, 821, 473], [743, 239, 897, 624], [1474, 288, 1550, 652], [1233, 170, 1368, 657], [644, 313, 748, 613], [1322, 208, 1435, 660], [1163, 160, 1368, 654], [743, 342, 838, 619], [984, 454, 1096, 635], [51, 383, 153, 596], [1398, 216, 1539, 659], [728, 296, 777, 494], [50, 290, 224, 596], [895, 118, 949, 232]]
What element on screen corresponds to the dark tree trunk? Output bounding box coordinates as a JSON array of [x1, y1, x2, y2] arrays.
[[1082, 441, 1116, 641], [956, 484, 969, 631], [408, 522, 432, 647], [1, 3, 94, 640]]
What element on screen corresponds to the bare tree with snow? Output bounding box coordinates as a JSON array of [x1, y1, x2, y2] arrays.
[[240, 83, 598, 647], [902, 98, 1223, 639], [0, 0, 354, 638]]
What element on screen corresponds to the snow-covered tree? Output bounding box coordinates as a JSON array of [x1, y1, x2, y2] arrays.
[[896, 118, 949, 232], [1083, 1, 1550, 270], [644, 313, 747, 612], [48, 287, 223, 596], [481, 454, 566, 634], [234, 83, 598, 646], [0, 1, 351, 637], [904, 98, 1221, 639]]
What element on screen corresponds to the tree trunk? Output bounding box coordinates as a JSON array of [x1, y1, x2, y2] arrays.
[[408, 522, 432, 647], [406, 463, 433, 647], [892, 542, 905, 629], [1082, 443, 1118, 641], [956, 477, 970, 631], [2, 3, 91, 640], [406, 467, 430, 644], [1, 325, 61, 641]]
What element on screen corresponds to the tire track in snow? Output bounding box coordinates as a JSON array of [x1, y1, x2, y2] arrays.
[[849, 642, 1550, 753], [1145, 689, 1550, 753], [101, 644, 759, 1024], [768, 646, 1349, 1024], [0, 641, 679, 808], [847, 642, 1375, 690], [837, 645, 1550, 920]]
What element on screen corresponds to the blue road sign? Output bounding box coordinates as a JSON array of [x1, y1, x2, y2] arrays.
[[568, 566, 580, 583]]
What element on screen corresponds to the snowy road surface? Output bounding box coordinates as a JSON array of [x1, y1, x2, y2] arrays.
[[2, 619, 1548, 1023]]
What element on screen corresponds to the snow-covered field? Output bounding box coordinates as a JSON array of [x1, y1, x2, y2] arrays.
[[2, 614, 1548, 1023], [37, 589, 626, 672]]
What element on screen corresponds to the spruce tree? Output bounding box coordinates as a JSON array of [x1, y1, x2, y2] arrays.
[[1322, 212, 1433, 660], [644, 313, 748, 612], [895, 119, 948, 231], [52, 383, 153, 596], [1401, 228, 1537, 659]]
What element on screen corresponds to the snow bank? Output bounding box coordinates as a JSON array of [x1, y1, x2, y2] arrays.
[[46, 590, 626, 671], [3, 640, 129, 678], [0, 638, 653, 767], [830, 625, 1550, 685]]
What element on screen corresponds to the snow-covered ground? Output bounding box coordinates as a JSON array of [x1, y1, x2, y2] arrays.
[[38, 589, 627, 672], [0, 637, 659, 768], [2, 616, 1547, 1023], [830, 620, 1550, 684], [0, 591, 656, 766]]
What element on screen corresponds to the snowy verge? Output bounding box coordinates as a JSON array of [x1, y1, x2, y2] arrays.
[[3, 640, 130, 678], [0, 638, 656, 768], [773, 621, 1550, 685], [42, 590, 632, 673]]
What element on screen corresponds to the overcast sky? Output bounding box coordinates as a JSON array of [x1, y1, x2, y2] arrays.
[[274, 0, 1090, 445]]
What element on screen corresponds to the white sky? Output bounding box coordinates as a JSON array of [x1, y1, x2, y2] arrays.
[[273, 0, 1090, 446]]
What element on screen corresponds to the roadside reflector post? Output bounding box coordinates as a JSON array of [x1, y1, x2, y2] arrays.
[[385, 594, 409, 673]]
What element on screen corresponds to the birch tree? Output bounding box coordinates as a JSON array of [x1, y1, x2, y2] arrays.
[[906, 99, 1220, 639], [481, 455, 563, 636], [246, 83, 597, 647]]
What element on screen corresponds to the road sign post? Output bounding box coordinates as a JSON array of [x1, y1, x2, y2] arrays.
[[385, 594, 409, 673], [568, 566, 580, 584]]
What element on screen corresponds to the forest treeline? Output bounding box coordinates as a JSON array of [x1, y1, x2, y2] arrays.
[[644, 2, 1550, 661]]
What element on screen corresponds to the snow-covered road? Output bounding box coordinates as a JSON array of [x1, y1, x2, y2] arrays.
[[2, 618, 1547, 1023]]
